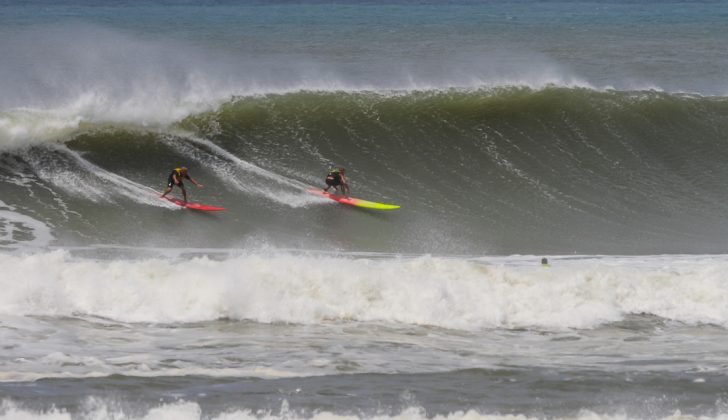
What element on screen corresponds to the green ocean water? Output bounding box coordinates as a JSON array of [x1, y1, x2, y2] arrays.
[[3, 88, 728, 253]]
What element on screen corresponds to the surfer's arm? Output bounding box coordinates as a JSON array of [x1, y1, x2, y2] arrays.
[[188, 176, 203, 188]]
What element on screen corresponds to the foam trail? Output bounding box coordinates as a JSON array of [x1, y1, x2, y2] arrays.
[[168, 134, 324, 207], [59, 146, 170, 207], [23, 145, 171, 208], [0, 200, 53, 247]]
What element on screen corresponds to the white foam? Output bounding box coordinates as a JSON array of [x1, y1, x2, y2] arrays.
[[0, 25, 235, 150], [0, 200, 53, 247], [3, 251, 728, 329], [2, 401, 728, 420]]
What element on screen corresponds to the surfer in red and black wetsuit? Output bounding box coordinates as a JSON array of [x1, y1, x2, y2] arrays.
[[323, 167, 350, 197], [160, 166, 203, 204]]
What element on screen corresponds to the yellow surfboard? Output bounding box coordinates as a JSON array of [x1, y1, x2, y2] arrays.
[[307, 189, 400, 210]]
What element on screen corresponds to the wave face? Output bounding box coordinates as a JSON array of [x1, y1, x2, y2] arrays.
[[2, 88, 728, 253]]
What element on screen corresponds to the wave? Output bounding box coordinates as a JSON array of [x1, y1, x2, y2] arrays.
[[0, 22, 605, 149], [2, 400, 728, 420], [8, 20, 714, 150], [3, 87, 728, 253], [2, 251, 728, 329], [0, 80, 703, 151]]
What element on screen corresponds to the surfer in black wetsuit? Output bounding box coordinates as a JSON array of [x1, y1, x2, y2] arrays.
[[323, 167, 350, 197], [160, 166, 203, 204]]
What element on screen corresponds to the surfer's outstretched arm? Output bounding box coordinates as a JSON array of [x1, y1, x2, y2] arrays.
[[190, 177, 203, 188]]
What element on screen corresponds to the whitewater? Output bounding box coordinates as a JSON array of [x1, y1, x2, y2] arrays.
[[3, 1, 728, 419], [4, 251, 728, 329]]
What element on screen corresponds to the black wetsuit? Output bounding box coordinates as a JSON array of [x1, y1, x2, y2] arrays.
[[325, 170, 342, 187], [167, 169, 190, 188]]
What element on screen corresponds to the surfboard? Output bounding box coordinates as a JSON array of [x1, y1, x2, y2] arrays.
[[306, 188, 400, 210], [162, 196, 225, 211]]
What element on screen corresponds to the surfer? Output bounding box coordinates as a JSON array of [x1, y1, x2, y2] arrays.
[[323, 167, 350, 197], [160, 167, 203, 204]]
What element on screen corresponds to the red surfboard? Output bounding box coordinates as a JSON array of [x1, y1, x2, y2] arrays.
[[162, 196, 225, 211]]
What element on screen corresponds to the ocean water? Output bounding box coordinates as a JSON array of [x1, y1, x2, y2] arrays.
[[3, 1, 728, 419]]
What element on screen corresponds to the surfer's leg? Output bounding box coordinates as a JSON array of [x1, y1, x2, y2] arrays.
[[181, 186, 188, 203], [162, 175, 176, 198], [324, 178, 334, 192], [160, 185, 173, 198]]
